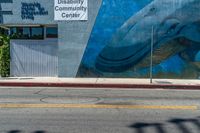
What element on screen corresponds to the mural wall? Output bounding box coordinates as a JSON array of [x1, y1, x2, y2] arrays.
[[77, 0, 200, 79]]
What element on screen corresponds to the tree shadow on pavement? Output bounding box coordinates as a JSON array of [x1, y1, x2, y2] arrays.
[[129, 116, 200, 133], [8, 130, 21, 133], [130, 123, 166, 133], [169, 118, 200, 133], [8, 130, 47, 133]]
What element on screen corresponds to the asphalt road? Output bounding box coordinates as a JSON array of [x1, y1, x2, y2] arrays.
[[0, 87, 199, 133]]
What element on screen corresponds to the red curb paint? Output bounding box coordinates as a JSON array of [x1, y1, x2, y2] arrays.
[[0, 82, 199, 90]]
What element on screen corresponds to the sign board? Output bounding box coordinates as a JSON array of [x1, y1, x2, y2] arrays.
[[54, 0, 88, 21]]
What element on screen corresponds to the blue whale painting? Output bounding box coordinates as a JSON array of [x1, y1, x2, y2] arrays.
[[77, 0, 200, 79]]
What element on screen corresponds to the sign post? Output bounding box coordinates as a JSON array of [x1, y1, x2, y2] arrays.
[[54, 0, 88, 21], [150, 26, 154, 84]]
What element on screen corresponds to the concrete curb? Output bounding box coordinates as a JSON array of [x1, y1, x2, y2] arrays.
[[0, 82, 199, 90]]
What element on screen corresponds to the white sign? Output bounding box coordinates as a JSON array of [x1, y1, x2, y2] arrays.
[[54, 0, 88, 21]]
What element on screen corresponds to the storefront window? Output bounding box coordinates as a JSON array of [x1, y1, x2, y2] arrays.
[[46, 27, 58, 38]]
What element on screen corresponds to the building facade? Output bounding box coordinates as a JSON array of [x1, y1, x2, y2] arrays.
[[1, 0, 200, 79]]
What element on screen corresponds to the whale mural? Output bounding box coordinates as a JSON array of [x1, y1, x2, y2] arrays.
[[77, 0, 200, 79]]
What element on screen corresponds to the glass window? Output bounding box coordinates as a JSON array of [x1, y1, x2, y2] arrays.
[[10, 27, 44, 40], [30, 27, 44, 39], [10, 27, 16, 35], [10, 27, 30, 39], [46, 27, 58, 38], [21, 27, 30, 39]]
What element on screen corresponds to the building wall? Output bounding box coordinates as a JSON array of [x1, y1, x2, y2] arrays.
[[1, 0, 102, 77], [1, 0, 200, 79], [77, 0, 200, 79], [58, 0, 102, 77]]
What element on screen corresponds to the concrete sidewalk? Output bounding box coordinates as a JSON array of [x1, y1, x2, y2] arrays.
[[0, 77, 199, 89]]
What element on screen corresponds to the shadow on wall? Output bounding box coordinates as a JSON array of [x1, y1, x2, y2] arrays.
[[8, 130, 47, 133], [129, 116, 200, 133], [0, 0, 13, 23]]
